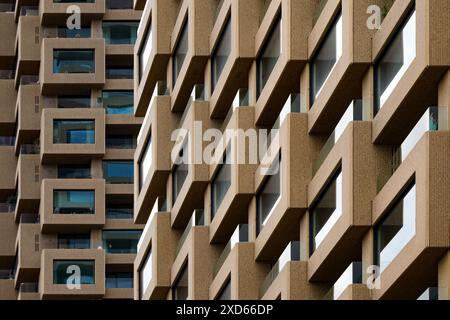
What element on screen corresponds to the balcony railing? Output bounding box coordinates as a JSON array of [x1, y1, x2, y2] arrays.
[[0, 270, 14, 280], [0, 203, 16, 213], [20, 6, 38, 16], [0, 136, 15, 146], [53, 207, 94, 215], [137, 81, 169, 144], [20, 144, 40, 155], [0, 3, 14, 12], [213, 224, 249, 277], [0, 70, 15, 79], [377, 106, 448, 191], [312, 100, 369, 175], [20, 213, 40, 224], [417, 287, 448, 300], [175, 209, 205, 256], [260, 241, 307, 297], [323, 262, 364, 300], [179, 84, 205, 127], [19, 282, 39, 293]]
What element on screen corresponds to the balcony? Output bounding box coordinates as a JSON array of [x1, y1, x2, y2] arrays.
[[369, 112, 450, 299], [323, 262, 370, 300], [260, 241, 327, 300], [40, 179, 106, 233], [370, 0, 450, 143], [39, 249, 105, 299], [208, 0, 262, 119], [0, 78, 15, 135], [39, 0, 105, 25], [15, 153, 40, 221], [307, 101, 381, 282], [170, 94, 220, 228], [15, 15, 40, 85], [40, 38, 105, 94], [134, 82, 176, 224], [253, 0, 315, 125], [210, 225, 267, 300], [0, 211, 17, 268], [171, 210, 220, 300], [307, 0, 381, 134], [0, 142, 16, 194], [134, 0, 178, 116], [252, 96, 316, 261], [14, 221, 40, 287], [0, 11, 16, 67], [208, 104, 257, 243], [40, 108, 105, 164], [15, 83, 40, 148], [135, 199, 179, 300], [169, 0, 218, 112]]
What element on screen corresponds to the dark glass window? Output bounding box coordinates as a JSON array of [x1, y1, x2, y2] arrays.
[[53, 190, 95, 214], [53, 260, 95, 285], [172, 263, 188, 300], [53, 50, 95, 73], [211, 145, 231, 219], [57, 164, 91, 179], [103, 22, 138, 45], [211, 16, 231, 93], [103, 230, 142, 254], [57, 234, 91, 249], [103, 161, 134, 184], [57, 95, 91, 108], [106, 272, 133, 288], [106, 135, 136, 149], [256, 15, 281, 99], [102, 91, 134, 115], [53, 120, 95, 144], [172, 18, 189, 87]]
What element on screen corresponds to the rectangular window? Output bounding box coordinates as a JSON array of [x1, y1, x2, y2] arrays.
[[172, 18, 189, 87], [53, 190, 95, 214], [217, 278, 231, 300], [106, 272, 133, 289], [57, 95, 91, 108], [57, 234, 91, 249], [102, 230, 142, 254], [57, 27, 91, 38], [375, 182, 416, 273], [106, 67, 133, 79], [211, 145, 231, 219], [57, 164, 91, 179], [102, 91, 134, 115], [53, 260, 95, 285], [106, 0, 133, 9], [103, 161, 134, 184], [256, 153, 281, 235], [139, 22, 152, 81], [139, 135, 152, 191], [103, 21, 138, 45], [172, 140, 188, 205], [310, 12, 343, 105], [211, 15, 231, 93], [106, 135, 135, 149], [53, 120, 95, 144], [106, 203, 133, 219], [53, 50, 95, 74], [374, 9, 416, 114], [256, 14, 281, 99], [139, 248, 152, 296], [310, 169, 343, 253], [173, 263, 188, 300]]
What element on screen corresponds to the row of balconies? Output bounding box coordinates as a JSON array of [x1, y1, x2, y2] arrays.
[[134, 0, 450, 140], [133, 78, 450, 300]]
